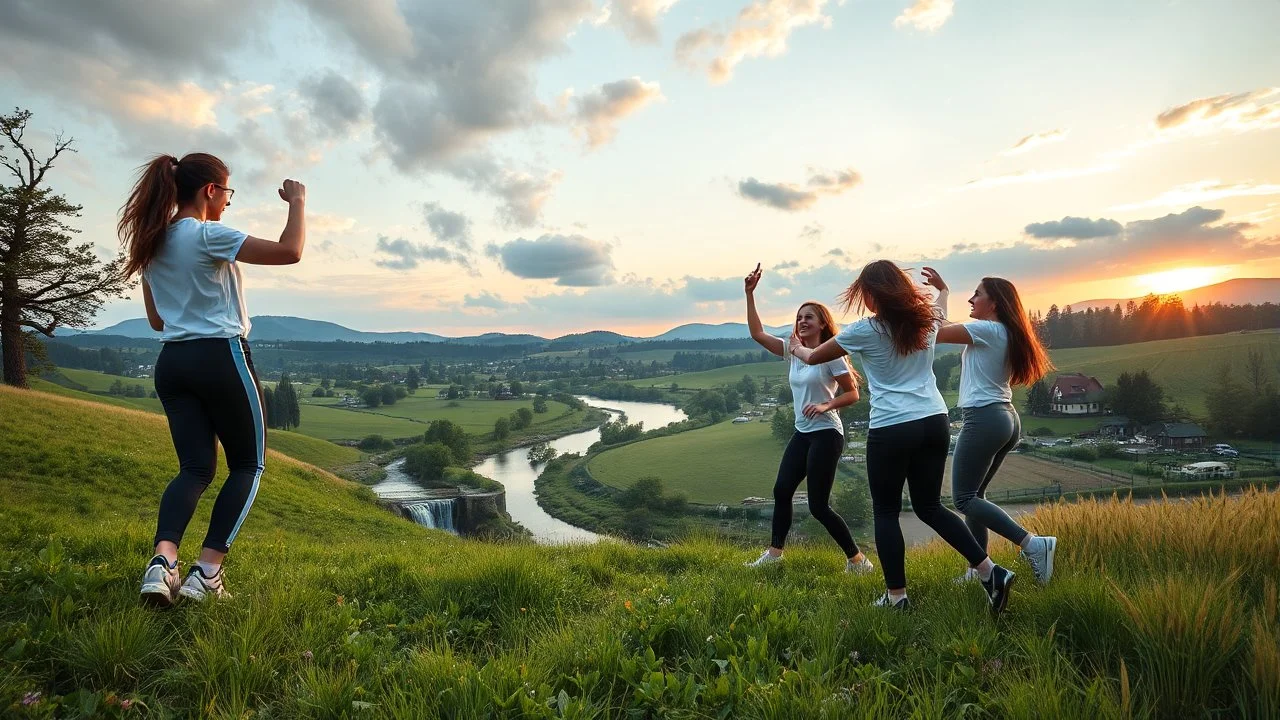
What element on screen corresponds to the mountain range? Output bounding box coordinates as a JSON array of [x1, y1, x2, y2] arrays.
[[61, 316, 794, 345]]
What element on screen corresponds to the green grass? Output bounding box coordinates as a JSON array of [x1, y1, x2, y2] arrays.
[[587, 419, 792, 505], [293, 404, 430, 442], [2, 385, 1277, 718], [628, 362, 789, 390]]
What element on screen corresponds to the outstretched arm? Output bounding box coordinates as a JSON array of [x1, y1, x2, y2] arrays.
[[745, 263, 785, 357], [790, 336, 848, 365], [937, 323, 975, 345]]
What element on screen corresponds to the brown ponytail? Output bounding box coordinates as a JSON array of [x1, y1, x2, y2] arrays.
[[840, 260, 938, 355], [118, 152, 229, 278]]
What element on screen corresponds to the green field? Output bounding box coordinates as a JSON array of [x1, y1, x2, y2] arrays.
[[2, 385, 1277, 717], [628, 362, 790, 390]]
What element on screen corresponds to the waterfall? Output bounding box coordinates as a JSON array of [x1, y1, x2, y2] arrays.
[[405, 499, 457, 533]]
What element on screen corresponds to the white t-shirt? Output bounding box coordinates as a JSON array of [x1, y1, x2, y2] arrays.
[[834, 317, 948, 429], [958, 320, 1013, 408], [143, 218, 250, 342], [781, 337, 851, 434]]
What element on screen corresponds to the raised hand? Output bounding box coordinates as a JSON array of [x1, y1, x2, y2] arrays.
[[744, 263, 762, 295], [921, 266, 947, 291], [278, 179, 306, 204]]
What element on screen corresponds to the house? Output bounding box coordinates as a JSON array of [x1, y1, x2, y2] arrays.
[[1098, 416, 1136, 438], [1148, 422, 1208, 451], [1050, 373, 1106, 415]]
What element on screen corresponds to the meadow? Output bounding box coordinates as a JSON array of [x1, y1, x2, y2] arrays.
[[1, 385, 1277, 718], [586, 419, 1116, 506]]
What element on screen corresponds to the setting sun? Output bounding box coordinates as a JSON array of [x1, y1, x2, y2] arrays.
[[1133, 266, 1228, 295]]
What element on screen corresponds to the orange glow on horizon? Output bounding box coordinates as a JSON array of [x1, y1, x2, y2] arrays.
[[1132, 266, 1230, 295]]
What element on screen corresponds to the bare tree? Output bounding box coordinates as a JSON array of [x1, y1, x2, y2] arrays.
[[0, 108, 133, 387]]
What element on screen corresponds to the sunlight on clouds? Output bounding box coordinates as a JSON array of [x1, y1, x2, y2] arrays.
[[120, 80, 219, 128], [1111, 180, 1280, 212], [1134, 266, 1230, 295], [893, 0, 955, 33], [676, 0, 836, 84]]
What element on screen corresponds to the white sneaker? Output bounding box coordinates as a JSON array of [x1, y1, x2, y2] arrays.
[[845, 556, 874, 575], [178, 565, 231, 602], [139, 555, 181, 607], [872, 592, 910, 611], [953, 567, 980, 585], [744, 550, 783, 568], [1021, 535, 1057, 585]]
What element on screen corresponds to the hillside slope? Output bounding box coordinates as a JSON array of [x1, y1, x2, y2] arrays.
[[1, 386, 1276, 718]]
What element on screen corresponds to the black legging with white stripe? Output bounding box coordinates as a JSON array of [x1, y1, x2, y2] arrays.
[[153, 337, 265, 554]]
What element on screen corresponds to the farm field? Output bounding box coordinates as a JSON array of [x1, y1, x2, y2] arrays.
[[588, 420, 1118, 505]]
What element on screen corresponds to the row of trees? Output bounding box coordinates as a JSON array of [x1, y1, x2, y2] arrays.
[[1038, 296, 1280, 349], [262, 374, 302, 430], [1205, 351, 1280, 440]]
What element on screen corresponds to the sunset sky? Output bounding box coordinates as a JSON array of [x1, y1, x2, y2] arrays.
[[3, 0, 1279, 337]]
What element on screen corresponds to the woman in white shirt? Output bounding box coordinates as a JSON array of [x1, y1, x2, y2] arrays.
[[924, 269, 1058, 585], [742, 264, 872, 574], [791, 260, 1015, 614], [119, 152, 307, 607]]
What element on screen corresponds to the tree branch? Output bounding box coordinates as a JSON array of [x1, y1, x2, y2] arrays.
[[19, 318, 56, 337]]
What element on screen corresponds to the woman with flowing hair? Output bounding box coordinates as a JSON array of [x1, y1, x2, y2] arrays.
[[790, 260, 1015, 614], [922, 268, 1058, 585], [742, 264, 872, 574], [119, 152, 307, 606]]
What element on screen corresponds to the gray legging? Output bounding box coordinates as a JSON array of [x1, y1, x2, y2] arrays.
[[952, 402, 1030, 550]]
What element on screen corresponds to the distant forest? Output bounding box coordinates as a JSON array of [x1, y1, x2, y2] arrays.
[[1035, 296, 1279, 349]]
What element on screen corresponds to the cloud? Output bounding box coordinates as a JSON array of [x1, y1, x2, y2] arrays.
[[799, 223, 825, 243], [738, 167, 861, 210], [422, 202, 472, 250], [1002, 129, 1067, 156], [374, 235, 471, 270], [825, 248, 846, 257], [301, 0, 594, 170], [958, 163, 1117, 191], [598, 0, 680, 43], [893, 0, 955, 33], [488, 234, 615, 286], [1110, 179, 1280, 212], [675, 0, 835, 84], [570, 77, 664, 149], [298, 70, 367, 137], [1154, 87, 1280, 136], [920, 206, 1279, 288], [776, 260, 801, 269], [450, 157, 563, 228], [463, 291, 514, 311], [1024, 216, 1123, 240], [682, 276, 742, 302]]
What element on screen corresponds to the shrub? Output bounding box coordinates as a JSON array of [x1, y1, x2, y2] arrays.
[[358, 434, 394, 452], [1028, 426, 1055, 437], [402, 442, 453, 482], [1097, 441, 1122, 459], [1058, 446, 1099, 462]]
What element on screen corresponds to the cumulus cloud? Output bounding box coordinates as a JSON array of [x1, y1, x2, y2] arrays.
[[893, 0, 955, 32], [1024, 216, 1123, 240], [488, 234, 616, 286], [682, 276, 743, 302], [374, 235, 471, 270], [921, 206, 1279, 287], [597, 0, 681, 43], [1003, 129, 1067, 156], [1154, 87, 1280, 136], [298, 70, 366, 137], [421, 202, 472, 250], [1110, 179, 1280, 212], [738, 168, 861, 211], [570, 77, 664, 149], [675, 0, 836, 84], [301, 0, 594, 169], [450, 157, 563, 228]]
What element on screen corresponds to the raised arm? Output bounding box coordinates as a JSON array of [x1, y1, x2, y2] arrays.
[[236, 179, 307, 265], [936, 323, 975, 345], [921, 266, 952, 325], [745, 264, 785, 357]]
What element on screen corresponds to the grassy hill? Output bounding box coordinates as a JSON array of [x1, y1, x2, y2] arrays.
[[1, 385, 1277, 717]]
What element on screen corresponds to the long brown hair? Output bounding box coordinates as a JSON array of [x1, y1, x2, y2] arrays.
[[118, 152, 229, 278], [840, 260, 938, 355], [797, 301, 862, 384], [981, 277, 1054, 386]]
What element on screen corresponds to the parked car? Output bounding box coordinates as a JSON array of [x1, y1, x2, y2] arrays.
[[1210, 443, 1240, 457]]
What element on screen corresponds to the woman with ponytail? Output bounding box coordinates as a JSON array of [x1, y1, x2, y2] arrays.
[[923, 269, 1058, 586], [790, 260, 1015, 615], [120, 152, 306, 606]]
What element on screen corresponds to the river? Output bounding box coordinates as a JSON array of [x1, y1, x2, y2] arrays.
[[471, 396, 687, 544]]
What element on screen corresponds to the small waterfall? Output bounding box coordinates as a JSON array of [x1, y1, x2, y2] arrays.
[[405, 499, 457, 533]]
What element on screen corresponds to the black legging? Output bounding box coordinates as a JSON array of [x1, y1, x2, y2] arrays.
[[152, 337, 266, 554], [771, 428, 860, 558], [866, 413, 987, 589]]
